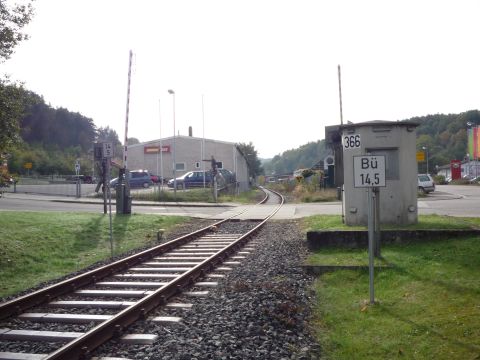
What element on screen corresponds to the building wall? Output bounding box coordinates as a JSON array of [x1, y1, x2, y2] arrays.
[[126, 136, 249, 191], [342, 121, 418, 226]]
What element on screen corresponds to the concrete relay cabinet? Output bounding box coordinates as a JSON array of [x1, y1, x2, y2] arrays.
[[342, 120, 418, 226]]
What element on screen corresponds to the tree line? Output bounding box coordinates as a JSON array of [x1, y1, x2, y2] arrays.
[[262, 110, 479, 176]]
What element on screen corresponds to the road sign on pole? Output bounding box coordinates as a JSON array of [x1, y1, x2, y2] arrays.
[[354, 155, 386, 305]]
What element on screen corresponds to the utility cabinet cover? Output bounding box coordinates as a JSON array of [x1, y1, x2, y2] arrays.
[[342, 120, 418, 225]]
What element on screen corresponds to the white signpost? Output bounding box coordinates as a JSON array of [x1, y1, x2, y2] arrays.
[[75, 160, 81, 198], [353, 155, 386, 304]]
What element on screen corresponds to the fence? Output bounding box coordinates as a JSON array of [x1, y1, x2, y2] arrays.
[[2, 175, 98, 198]]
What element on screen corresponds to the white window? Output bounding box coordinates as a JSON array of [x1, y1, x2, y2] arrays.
[[175, 163, 186, 171]]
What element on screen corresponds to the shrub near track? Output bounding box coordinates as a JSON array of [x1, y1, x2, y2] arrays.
[[0, 212, 186, 298], [304, 215, 480, 359]]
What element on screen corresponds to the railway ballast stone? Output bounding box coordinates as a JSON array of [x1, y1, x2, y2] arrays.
[[93, 220, 321, 359]]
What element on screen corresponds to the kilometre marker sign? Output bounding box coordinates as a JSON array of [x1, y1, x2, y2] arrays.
[[353, 155, 386, 188]]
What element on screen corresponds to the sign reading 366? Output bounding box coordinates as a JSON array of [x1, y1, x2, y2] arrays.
[[343, 134, 361, 149]]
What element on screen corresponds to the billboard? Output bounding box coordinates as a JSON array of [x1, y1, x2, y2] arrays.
[[468, 127, 480, 159], [144, 145, 171, 154]]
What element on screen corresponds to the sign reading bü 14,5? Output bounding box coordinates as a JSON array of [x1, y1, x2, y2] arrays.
[[353, 155, 386, 188]]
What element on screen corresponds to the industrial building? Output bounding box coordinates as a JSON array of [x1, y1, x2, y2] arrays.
[[126, 135, 250, 192]]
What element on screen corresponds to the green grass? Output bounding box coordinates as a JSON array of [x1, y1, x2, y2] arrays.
[[303, 214, 480, 232], [132, 188, 215, 202], [130, 188, 263, 204], [306, 248, 388, 266], [218, 189, 265, 204], [267, 183, 339, 203], [303, 215, 480, 359], [0, 211, 187, 298]]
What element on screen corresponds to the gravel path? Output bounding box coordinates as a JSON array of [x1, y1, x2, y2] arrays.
[[93, 220, 321, 359]]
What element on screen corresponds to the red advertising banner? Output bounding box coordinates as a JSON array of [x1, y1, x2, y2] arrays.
[[144, 145, 171, 154]]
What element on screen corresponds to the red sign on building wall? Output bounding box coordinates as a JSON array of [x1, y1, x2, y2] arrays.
[[144, 145, 171, 154], [450, 160, 462, 180]]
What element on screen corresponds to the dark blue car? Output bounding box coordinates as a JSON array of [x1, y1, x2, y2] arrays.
[[110, 170, 153, 188]]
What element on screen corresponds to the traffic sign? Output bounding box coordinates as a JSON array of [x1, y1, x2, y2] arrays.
[[353, 155, 386, 188], [416, 151, 425, 162], [103, 142, 114, 158]]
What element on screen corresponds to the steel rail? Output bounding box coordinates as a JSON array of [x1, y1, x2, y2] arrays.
[[45, 190, 284, 360], [0, 209, 249, 320]]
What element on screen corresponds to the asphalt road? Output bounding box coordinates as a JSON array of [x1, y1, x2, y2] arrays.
[[1, 185, 480, 219]]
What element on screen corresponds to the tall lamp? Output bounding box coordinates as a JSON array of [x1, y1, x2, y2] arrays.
[[168, 89, 176, 200]]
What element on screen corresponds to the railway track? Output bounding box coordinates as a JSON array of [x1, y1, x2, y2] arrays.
[[0, 188, 284, 360]]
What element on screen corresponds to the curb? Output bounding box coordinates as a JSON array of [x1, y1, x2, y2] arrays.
[[306, 229, 480, 249]]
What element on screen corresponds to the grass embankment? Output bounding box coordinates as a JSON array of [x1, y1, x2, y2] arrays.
[[131, 187, 264, 204], [304, 215, 480, 359], [0, 212, 187, 298], [265, 182, 338, 203]]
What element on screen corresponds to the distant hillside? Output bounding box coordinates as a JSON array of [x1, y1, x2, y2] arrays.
[[406, 110, 479, 168], [7, 89, 98, 175], [263, 140, 328, 175], [262, 110, 479, 175]]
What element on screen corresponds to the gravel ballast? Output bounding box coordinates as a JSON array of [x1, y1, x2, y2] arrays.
[[93, 220, 321, 359]]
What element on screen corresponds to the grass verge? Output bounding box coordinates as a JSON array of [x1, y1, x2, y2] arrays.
[[0, 211, 187, 298], [303, 214, 480, 232], [303, 215, 480, 359]]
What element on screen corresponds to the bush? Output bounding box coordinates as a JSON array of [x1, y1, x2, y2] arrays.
[[433, 174, 446, 184]]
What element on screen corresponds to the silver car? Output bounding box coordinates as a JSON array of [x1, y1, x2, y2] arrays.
[[418, 174, 435, 194]]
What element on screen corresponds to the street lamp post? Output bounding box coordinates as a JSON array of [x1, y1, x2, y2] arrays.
[[422, 146, 429, 174], [168, 89, 176, 200]]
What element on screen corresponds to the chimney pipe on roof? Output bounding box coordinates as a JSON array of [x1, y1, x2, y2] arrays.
[[189, 126, 193, 137]]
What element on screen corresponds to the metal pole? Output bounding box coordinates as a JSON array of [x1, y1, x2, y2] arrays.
[[202, 94, 206, 188], [123, 50, 133, 172], [107, 160, 113, 258], [102, 159, 107, 215], [426, 148, 429, 174], [367, 187, 375, 304], [338, 65, 344, 126], [156, 100, 159, 194], [159, 99, 164, 193], [374, 187, 381, 257], [168, 90, 176, 200]]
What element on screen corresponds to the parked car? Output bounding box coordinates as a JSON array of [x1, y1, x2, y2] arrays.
[[150, 174, 162, 183], [110, 170, 153, 188], [418, 174, 435, 194], [468, 176, 480, 184], [217, 169, 236, 184], [167, 171, 213, 189]]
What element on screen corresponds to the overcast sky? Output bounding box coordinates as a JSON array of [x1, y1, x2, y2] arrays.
[[3, 0, 480, 158]]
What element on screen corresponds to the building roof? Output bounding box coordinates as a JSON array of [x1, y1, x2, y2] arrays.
[[340, 119, 419, 130], [128, 135, 238, 149]]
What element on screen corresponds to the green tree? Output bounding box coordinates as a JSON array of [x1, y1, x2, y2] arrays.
[[128, 137, 140, 145], [0, 0, 34, 155], [263, 140, 328, 175], [0, 0, 34, 62], [236, 142, 263, 178], [0, 80, 26, 153]]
